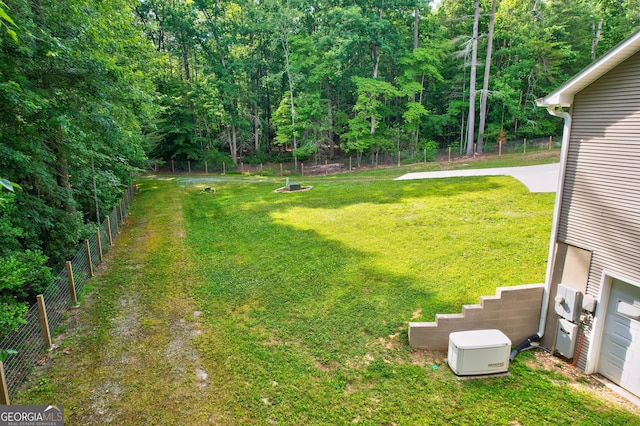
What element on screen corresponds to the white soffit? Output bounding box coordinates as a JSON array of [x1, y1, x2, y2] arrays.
[[537, 29, 640, 107]]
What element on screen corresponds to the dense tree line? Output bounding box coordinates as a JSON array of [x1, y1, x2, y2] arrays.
[[141, 0, 639, 165], [0, 0, 157, 334], [0, 0, 638, 334]]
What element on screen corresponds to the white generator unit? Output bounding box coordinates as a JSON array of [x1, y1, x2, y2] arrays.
[[447, 329, 511, 376]]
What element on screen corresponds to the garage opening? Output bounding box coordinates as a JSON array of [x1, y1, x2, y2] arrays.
[[598, 278, 640, 398]]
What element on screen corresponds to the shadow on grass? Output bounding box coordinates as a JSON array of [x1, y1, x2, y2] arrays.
[[174, 174, 542, 363]]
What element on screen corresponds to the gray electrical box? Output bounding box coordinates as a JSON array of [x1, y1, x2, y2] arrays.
[[556, 318, 579, 358], [554, 283, 582, 322]]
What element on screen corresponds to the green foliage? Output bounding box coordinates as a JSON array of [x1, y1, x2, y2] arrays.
[[0, 1, 17, 42], [137, 0, 638, 167], [0, 191, 52, 336], [422, 140, 438, 162], [0, 0, 158, 331], [0, 349, 17, 363]]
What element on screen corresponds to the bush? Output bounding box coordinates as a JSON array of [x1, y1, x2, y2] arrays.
[[424, 140, 438, 162]]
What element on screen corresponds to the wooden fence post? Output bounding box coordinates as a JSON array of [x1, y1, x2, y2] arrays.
[[112, 207, 119, 234], [96, 227, 103, 262], [349, 156, 352, 172], [280, 163, 283, 176], [171, 159, 175, 173], [66, 261, 78, 306], [549, 135, 552, 150], [301, 163, 304, 176], [499, 141, 502, 156], [424, 148, 427, 163], [205, 161, 208, 174], [105, 216, 113, 246], [188, 160, 191, 174], [36, 295, 52, 349], [524, 138, 527, 154], [325, 160, 328, 176], [0, 360, 9, 405], [448, 146, 451, 162], [375, 152, 379, 169], [397, 151, 401, 167], [84, 240, 94, 278], [119, 201, 124, 225]]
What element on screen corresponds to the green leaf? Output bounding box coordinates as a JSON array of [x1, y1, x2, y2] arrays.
[[0, 349, 18, 363], [6, 27, 17, 42], [0, 178, 14, 192]]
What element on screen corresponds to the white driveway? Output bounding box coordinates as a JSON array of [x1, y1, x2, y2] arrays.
[[395, 163, 560, 193]]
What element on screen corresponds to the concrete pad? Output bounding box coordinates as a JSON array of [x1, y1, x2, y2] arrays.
[[395, 163, 560, 193]]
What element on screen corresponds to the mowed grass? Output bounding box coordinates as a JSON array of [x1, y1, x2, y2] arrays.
[[17, 156, 640, 424]]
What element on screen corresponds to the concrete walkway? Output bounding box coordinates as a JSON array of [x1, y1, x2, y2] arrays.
[[395, 163, 560, 193]]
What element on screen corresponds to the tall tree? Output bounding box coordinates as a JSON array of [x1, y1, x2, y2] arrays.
[[476, 0, 496, 154], [465, 0, 480, 156]]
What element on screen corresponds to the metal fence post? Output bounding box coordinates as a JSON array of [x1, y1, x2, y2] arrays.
[[84, 239, 94, 278], [36, 295, 52, 349], [0, 361, 9, 405], [66, 261, 78, 306]]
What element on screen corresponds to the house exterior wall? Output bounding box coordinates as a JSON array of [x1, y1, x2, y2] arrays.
[[550, 50, 640, 370]]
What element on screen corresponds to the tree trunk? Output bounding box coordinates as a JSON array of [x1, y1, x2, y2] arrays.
[[282, 36, 298, 170], [327, 80, 335, 159], [465, 0, 480, 157], [55, 124, 76, 216], [477, 0, 496, 154], [413, 7, 419, 51], [91, 155, 100, 223], [229, 126, 238, 164], [591, 19, 603, 59], [371, 43, 380, 135], [181, 41, 190, 80], [254, 101, 260, 151]]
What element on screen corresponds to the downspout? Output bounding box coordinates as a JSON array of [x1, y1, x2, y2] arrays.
[[511, 105, 572, 360], [537, 105, 572, 340]]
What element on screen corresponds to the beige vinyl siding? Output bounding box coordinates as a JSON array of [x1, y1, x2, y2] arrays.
[[557, 51, 640, 370]]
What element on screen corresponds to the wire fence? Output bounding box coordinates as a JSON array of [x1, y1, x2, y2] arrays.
[[0, 184, 136, 404], [153, 136, 561, 177]]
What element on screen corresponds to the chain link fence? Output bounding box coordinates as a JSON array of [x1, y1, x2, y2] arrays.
[[152, 136, 560, 177], [0, 184, 136, 403]]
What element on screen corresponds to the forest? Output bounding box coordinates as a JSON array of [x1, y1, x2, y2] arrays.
[[0, 0, 639, 334]]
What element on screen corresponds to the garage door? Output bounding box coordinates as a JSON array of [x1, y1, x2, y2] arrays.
[[598, 279, 640, 397]]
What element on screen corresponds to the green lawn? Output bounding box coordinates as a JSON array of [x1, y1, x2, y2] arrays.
[[17, 154, 640, 425]]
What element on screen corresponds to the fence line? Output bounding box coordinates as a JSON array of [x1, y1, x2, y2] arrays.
[[0, 184, 136, 404], [155, 136, 561, 176]]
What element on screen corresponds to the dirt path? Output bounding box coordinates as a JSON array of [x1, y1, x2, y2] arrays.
[[19, 181, 225, 424]]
